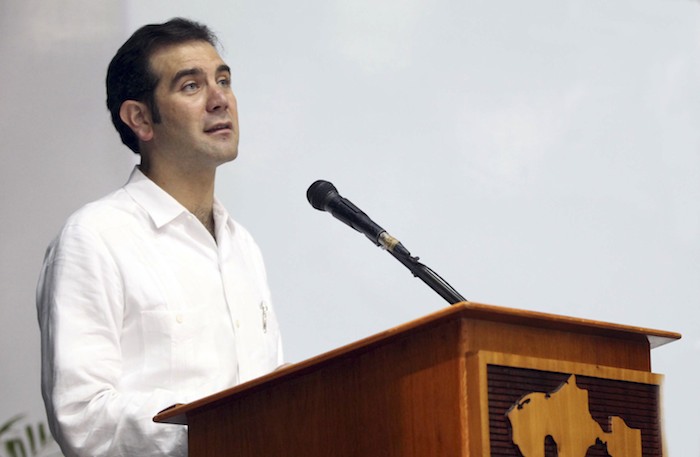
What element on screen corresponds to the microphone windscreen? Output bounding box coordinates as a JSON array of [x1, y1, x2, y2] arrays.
[[307, 180, 338, 211]]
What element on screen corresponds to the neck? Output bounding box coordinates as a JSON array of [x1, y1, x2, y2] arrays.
[[192, 205, 216, 238], [139, 159, 217, 238]]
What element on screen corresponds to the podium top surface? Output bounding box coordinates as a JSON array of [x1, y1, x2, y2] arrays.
[[153, 301, 680, 425], [446, 301, 680, 349]]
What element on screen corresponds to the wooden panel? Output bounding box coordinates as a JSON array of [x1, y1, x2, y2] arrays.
[[187, 317, 468, 457], [476, 353, 663, 457], [462, 318, 652, 371], [488, 367, 570, 455], [152, 303, 679, 457], [156, 302, 679, 426]]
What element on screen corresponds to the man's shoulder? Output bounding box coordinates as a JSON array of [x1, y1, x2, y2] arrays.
[[43, 188, 145, 261], [61, 187, 143, 235]]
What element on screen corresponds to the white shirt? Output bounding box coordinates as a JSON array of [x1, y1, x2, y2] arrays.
[[36, 168, 283, 457]]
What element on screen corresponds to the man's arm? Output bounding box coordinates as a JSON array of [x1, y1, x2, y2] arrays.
[[37, 223, 186, 457]]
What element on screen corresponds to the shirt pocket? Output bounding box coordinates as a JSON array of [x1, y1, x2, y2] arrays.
[[140, 307, 220, 385]]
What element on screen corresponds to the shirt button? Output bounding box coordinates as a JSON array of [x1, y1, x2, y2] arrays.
[[176, 314, 184, 324], [235, 320, 240, 328]]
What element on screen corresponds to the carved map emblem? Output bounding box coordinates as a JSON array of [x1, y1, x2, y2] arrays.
[[506, 375, 642, 457]]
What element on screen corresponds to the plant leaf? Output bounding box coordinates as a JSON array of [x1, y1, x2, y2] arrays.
[[0, 415, 25, 438]]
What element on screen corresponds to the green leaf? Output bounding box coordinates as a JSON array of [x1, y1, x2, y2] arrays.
[[24, 425, 36, 455], [0, 415, 58, 457], [6, 438, 28, 457], [0, 415, 25, 439]]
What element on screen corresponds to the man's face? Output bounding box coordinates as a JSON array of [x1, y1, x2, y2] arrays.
[[146, 41, 239, 171]]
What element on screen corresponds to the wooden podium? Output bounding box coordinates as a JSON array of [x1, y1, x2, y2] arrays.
[[154, 302, 680, 456]]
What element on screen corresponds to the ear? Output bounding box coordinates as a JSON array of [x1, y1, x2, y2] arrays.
[[119, 100, 154, 142]]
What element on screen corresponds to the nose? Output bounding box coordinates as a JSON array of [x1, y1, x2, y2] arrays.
[[206, 84, 230, 112]]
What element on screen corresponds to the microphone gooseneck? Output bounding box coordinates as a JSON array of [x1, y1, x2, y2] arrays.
[[306, 180, 467, 305]]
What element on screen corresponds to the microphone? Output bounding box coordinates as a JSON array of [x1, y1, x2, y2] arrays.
[[306, 180, 467, 305], [306, 180, 409, 256]]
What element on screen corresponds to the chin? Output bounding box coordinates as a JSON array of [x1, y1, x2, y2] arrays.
[[206, 141, 238, 163], [217, 148, 238, 165]]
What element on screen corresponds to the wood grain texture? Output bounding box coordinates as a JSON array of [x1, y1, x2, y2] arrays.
[[188, 317, 468, 457], [152, 302, 678, 457]]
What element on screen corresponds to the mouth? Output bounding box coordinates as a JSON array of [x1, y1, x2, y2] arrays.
[[204, 122, 234, 134]]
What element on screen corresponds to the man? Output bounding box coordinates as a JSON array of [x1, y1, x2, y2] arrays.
[[36, 18, 283, 457]]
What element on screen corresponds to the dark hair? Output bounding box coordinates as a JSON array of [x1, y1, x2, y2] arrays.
[[106, 18, 218, 154]]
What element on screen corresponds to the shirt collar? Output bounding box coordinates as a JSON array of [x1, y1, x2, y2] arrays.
[[123, 167, 189, 229], [123, 167, 235, 233]]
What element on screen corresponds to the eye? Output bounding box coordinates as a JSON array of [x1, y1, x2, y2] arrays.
[[182, 81, 199, 92], [217, 76, 231, 88]]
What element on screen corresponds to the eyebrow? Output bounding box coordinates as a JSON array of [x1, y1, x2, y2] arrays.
[[169, 64, 232, 91]]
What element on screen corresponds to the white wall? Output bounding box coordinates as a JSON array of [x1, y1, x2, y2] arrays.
[[0, 1, 134, 452], [2, 0, 699, 455]]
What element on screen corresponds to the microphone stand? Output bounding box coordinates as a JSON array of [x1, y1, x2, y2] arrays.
[[386, 247, 467, 306], [306, 180, 467, 305]]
